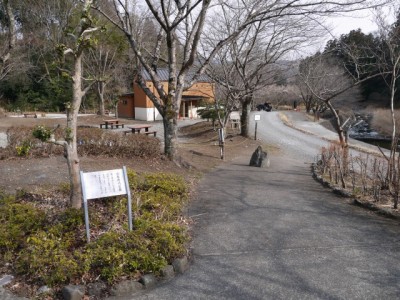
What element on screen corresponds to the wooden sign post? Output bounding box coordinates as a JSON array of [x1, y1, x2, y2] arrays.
[[254, 114, 261, 140], [218, 128, 225, 160]]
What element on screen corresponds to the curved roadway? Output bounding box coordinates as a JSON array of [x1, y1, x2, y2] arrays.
[[113, 111, 400, 300], [250, 111, 333, 161]]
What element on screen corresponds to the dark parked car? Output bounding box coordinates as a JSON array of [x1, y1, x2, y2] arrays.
[[256, 103, 272, 111]]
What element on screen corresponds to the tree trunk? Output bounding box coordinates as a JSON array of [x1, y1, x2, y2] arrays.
[[326, 101, 350, 175], [305, 103, 310, 113], [388, 67, 397, 184], [65, 142, 82, 208], [240, 97, 252, 137], [57, 0, 96, 209], [114, 102, 118, 118], [326, 101, 346, 147], [163, 115, 178, 160], [66, 55, 83, 209], [96, 81, 105, 115], [0, 0, 16, 80]]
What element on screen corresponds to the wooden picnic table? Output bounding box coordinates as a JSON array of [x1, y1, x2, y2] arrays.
[[127, 124, 152, 133], [124, 124, 157, 137], [100, 119, 124, 129]]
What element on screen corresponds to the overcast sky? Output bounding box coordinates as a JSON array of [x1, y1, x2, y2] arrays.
[[302, 9, 391, 55], [328, 10, 379, 38]]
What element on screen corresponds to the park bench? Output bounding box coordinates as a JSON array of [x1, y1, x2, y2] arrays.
[[100, 119, 124, 129], [23, 113, 37, 118], [100, 123, 125, 129], [123, 128, 157, 136], [144, 131, 157, 137]]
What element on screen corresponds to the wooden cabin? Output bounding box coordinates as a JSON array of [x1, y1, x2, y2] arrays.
[[118, 68, 215, 121]]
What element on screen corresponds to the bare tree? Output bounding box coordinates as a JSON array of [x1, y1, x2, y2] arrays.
[[85, 41, 127, 115], [95, 0, 214, 160], [374, 5, 400, 207], [86, 47, 114, 115], [298, 50, 381, 147], [205, 7, 324, 137], [35, 0, 101, 209], [205, 45, 245, 132], [0, 0, 16, 81], [95, 0, 390, 159], [255, 84, 300, 109], [296, 58, 322, 114]]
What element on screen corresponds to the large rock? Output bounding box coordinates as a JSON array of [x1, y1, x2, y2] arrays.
[[87, 282, 107, 298], [172, 256, 188, 274], [139, 274, 157, 288], [0, 287, 28, 300], [37, 285, 52, 295], [249, 146, 269, 168], [160, 265, 175, 280], [0, 275, 14, 287], [61, 285, 85, 300], [110, 280, 143, 296]]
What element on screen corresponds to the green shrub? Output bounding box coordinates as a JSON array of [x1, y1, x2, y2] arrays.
[[132, 173, 188, 221], [143, 173, 187, 197], [84, 232, 131, 282], [56, 182, 70, 195], [0, 199, 47, 259], [59, 208, 85, 232], [138, 191, 182, 221], [84, 231, 167, 283], [135, 219, 188, 260], [14, 208, 87, 285], [15, 140, 31, 156], [127, 170, 141, 190], [32, 125, 52, 141], [0, 168, 190, 287], [197, 105, 226, 124], [16, 231, 83, 286]]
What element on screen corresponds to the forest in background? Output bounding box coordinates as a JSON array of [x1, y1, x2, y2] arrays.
[[0, 1, 398, 116]]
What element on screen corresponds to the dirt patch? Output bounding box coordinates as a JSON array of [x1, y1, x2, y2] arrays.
[[0, 115, 260, 195], [177, 122, 261, 172]]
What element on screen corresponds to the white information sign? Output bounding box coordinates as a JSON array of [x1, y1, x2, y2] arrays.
[[254, 114, 261, 121], [81, 169, 126, 199], [80, 166, 132, 242]]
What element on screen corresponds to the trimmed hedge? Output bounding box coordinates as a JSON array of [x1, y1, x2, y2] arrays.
[[0, 126, 161, 159]]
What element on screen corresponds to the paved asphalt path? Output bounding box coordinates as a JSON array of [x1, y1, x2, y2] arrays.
[[4, 112, 398, 299], [122, 112, 400, 299]]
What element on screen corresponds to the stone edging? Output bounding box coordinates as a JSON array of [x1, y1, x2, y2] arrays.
[[64, 256, 190, 299], [0, 256, 190, 300], [311, 163, 400, 220]]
